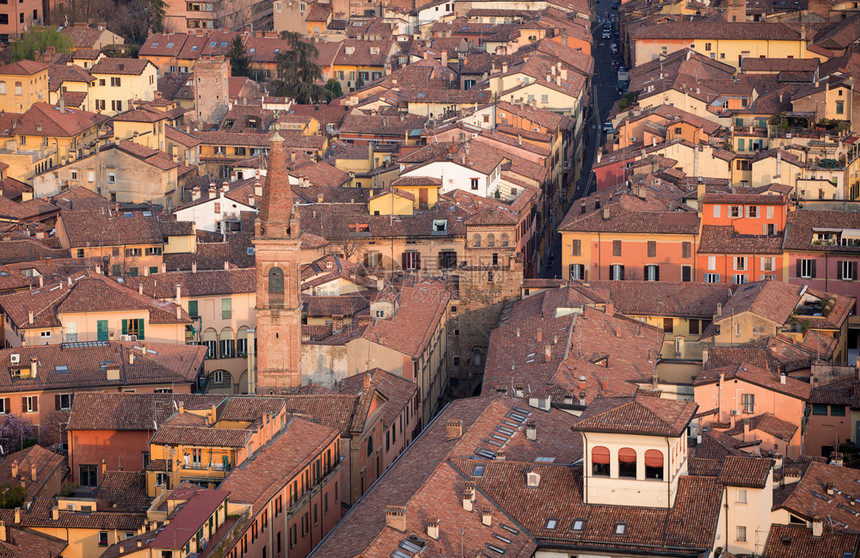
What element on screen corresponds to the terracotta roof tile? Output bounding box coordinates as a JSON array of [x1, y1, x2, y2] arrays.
[[571, 395, 697, 437], [718, 455, 773, 488], [95, 471, 150, 509], [695, 362, 812, 400], [762, 523, 860, 558]]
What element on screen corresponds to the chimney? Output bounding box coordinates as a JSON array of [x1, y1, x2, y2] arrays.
[[13, 508, 20, 524], [10, 461, 17, 478], [427, 517, 440, 540], [30, 463, 36, 482], [446, 419, 462, 440], [101, 462, 107, 475], [780, 374, 786, 385], [129, 352, 135, 365], [715, 303, 722, 318], [192, 262, 197, 273], [255, 181, 263, 197], [191, 186, 201, 201], [481, 508, 493, 527], [222, 180, 229, 193], [578, 375, 587, 392], [605, 302, 615, 316], [602, 206, 610, 220], [138, 284, 144, 295], [462, 489, 474, 511], [385, 506, 406, 533], [38, 276, 43, 288], [702, 349, 709, 367], [161, 263, 166, 273], [826, 482, 835, 495], [29, 357, 37, 378], [51, 506, 58, 520], [743, 420, 750, 442], [526, 420, 537, 440], [516, 327, 520, 337], [544, 344, 552, 362], [537, 330, 542, 342], [812, 517, 822, 538], [208, 182, 217, 197], [0, 521, 6, 542], [28, 311, 33, 325]]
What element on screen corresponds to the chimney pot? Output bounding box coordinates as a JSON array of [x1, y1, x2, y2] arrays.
[[427, 517, 440, 539], [30, 463, 36, 482], [481, 508, 493, 526], [526, 420, 537, 441], [446, 419, 462, 441], [384, 506, 407, 532]]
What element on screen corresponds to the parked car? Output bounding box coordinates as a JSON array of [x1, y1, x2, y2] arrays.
[[603, 121, 614, 134], [602, 28, 611, 39], [610, 43, 619, 54]]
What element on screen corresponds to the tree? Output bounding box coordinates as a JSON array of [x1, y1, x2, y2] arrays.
[[325, 78, 343, 98], [228, 36, 252, 78], [0, 413, 36, 454], [269, 31, 332, 104], [149, 0, 167, 32], [0, 484, 25, 509], [11, 26, 74, 62]]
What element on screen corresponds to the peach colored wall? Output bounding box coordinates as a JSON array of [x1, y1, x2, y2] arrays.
[[700, 200, 787, 234], [695, 379, 805, 458]]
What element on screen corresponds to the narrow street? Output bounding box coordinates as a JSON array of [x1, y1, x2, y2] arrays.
[[541, 0, 621, 278]]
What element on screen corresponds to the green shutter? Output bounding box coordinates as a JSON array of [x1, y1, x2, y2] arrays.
[[222, 298, 231, 320], [111, 265, 120, 276], [138, 319, 144, 340], [737, 138, 745, 152], [188, 300, 198, 318], [121, 319, 128, 335], [97, 320, 108, 341], [149, 266, 158, 275]]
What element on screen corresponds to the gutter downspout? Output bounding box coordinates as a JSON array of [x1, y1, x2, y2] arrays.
[[666, 436, 671, 508], [583, 432, 589, 505]]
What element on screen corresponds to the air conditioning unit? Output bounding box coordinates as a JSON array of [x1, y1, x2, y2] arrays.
[[120, 334, 138, 341], [10, 354, 20, 365], [730, 409, 740, 416]]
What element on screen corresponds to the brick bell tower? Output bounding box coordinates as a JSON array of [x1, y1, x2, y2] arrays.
[[253, 131, 303, 393]]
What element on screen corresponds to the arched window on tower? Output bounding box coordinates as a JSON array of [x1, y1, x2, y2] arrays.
[[268, 267, 284, 294]]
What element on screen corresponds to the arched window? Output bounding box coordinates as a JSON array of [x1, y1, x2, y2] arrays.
[[473, 234, 481, 247], [236, 326, 249, 356], [14, 82, 22, 96], [219, 327, 235, 358], [268, 267, 284, 293], [201, 328, 218, 359], [487, 233, 495, 247], [366, 436, 373, 457], [645, 449, 664, 479], [592, 446, 610, 476], [501, 233, 509, 247], [618, 447, 637, 478], [0, 82, 6, 95]]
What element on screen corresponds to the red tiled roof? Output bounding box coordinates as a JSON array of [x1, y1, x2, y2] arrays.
[[571, 395, 697, 437], [762, 523, 860, 558], [718, 455, 773, 488], [695, 362, 812, 400]]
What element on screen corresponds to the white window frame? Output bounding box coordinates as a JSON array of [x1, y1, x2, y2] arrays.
[[732, 274, 749, 285], [708, 256, 716, 270], [737, 525, 747, 542], [703, 273, 720, 283], [713, 204, 721, 218], [734, 257, 747, 271], [761, 257, 775, 272], [766, 206, 774, 219], [736, 488, 747, 503]]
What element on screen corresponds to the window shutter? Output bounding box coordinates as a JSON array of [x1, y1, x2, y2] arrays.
[[438, 252, 445, 269], [138, 319, 145, 341], [811, 260, 817, 278], [644, 266, 649, 280], [69, 393, 74, 407], [401, 252, 408, 269], [33, 397, 37, 412], [619, 265, 625, 280], [121, 319, 128, 335], [838, 262, 844, 280], [21, 396, 25, 411], [364, 253, 370, 267], [55, 395, 61, 410], [796, 260, 802, 278], [655, 266, 660, 281], [414, 252, 421, 270]]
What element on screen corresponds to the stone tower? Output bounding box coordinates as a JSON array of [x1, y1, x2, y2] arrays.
[[193, 56, 230, 125], [253, 132, 303, 393]]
